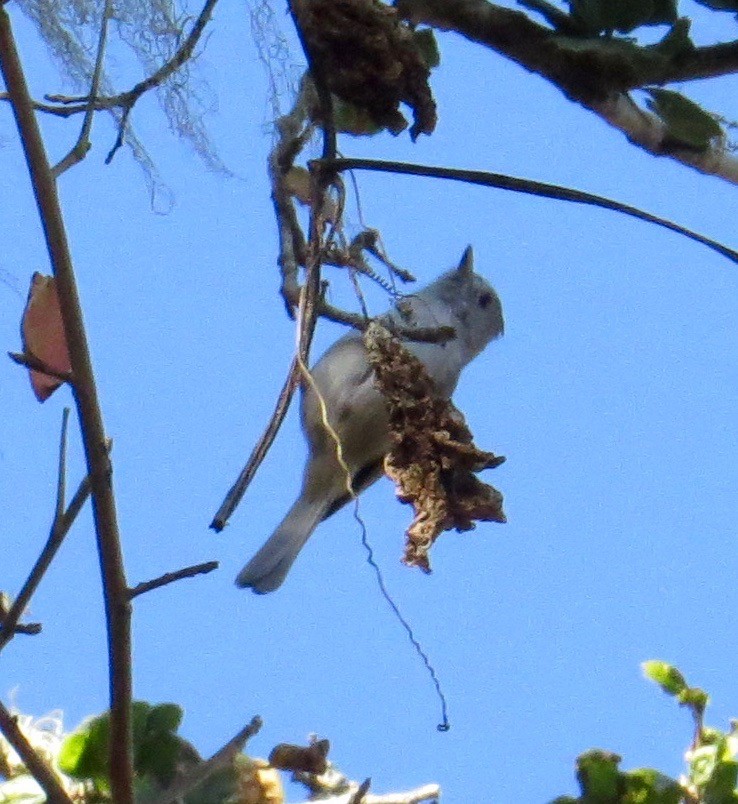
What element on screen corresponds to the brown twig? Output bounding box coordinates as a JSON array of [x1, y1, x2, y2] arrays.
[[0, 700, 73, 804], [211, 19, 339, 531], [52, 0, 112, 176], [350, 778, 372, 804], [8, 350, 73, 384], [0, 473, 92, 652], [12, 622, 42, 635], [128, 561, 219, 599], [156, 716, 263, 804], [268, 75, 314, 310], [0, 93, 87, 116], [321, 157, 738, 265], [0, 409, 93, 652], [44, 0, 219, 118], [0, 0, 220, 169], [0, 9, 133, 802], [280, 288, 456, 343], [55, 408, 70, 519], [210, 357, 300, 531]]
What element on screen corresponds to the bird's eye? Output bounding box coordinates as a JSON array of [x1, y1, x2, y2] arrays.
[[478, 292, 494, 309]]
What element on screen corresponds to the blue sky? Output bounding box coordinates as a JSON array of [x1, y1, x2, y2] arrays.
[[2, 1, 738, 801]]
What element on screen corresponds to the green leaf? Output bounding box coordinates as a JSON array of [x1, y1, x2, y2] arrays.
[[704, 758, 738, 801], [690, 745, 720, 787], [645, 88, 723, 151], [145, 703, 183, 736], [134, 703, 185, 785], [624, 768, 683, 803], [183, 765, 240, 804], [412, 28, 440, 69], [59, 701, 186, 790], [642, 660, 688, 696], [131, 701, 153, 747], [137, 732, 183, 786], [576, 749, 622, 799], [58, 713, 110, 786]]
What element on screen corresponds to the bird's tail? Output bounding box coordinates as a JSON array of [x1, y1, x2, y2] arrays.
[[235, 494, 328, 594]]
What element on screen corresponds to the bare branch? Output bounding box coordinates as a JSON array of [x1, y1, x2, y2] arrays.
[[0, 700, 74, 804], [13, 622, 42, 636], [0, 473, 92, 653], [0, 93, 87, 117], [42, 0, 220, 120], [52, 0, 112, 177], [128, 561, 219, 599], [322, 157, 738, 265], [55, 408, 70, 520], [0, 409, 93, 652], [350, 777, 372, 803], [0, 9, 133, 802], [397, 0, 738, 93], [156, 716, 263, 804], [211, 357, 300, 531], [216, 51, 397, 528]]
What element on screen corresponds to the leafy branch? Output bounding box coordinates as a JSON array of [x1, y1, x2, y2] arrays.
[[395, 0, 738, 183]]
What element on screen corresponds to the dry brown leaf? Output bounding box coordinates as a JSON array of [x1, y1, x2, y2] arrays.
[[20, 273, 71, 402], [365, 322, 505, 572], [269, 739, 329, 774]]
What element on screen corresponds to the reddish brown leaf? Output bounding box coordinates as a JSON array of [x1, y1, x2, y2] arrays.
[[20, 273, 71, 402]]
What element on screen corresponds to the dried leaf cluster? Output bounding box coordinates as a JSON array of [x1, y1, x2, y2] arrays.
[[292, 0, 436, 139], [364, 322, 506, 573]]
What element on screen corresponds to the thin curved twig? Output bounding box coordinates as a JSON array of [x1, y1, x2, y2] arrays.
[[322, 157, 738, 265], [52, 0, 112, 176], [0, 412, 93, 653], [128, 561, 219, 599]]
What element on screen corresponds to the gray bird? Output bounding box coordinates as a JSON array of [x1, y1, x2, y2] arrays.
[[236, 247, 504, 593]]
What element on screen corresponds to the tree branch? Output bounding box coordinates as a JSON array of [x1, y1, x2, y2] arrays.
[[128, 561, 219, 599], [0, 8, 133, 803], [210, 356, 300, 531], [0, 701, 74, 804], [43, 0, 219, 117], [591, 93, 738, 183], [394, 0, 738, 182], [52, 0, 112, 176], [0, 416, 93, 653]]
